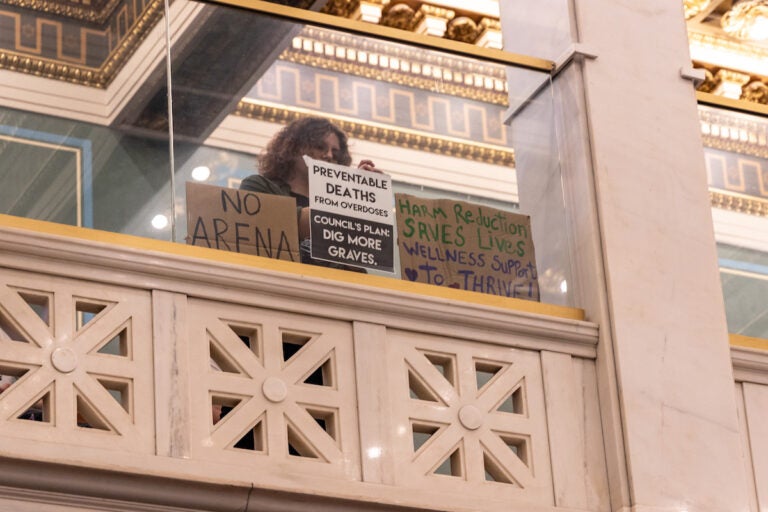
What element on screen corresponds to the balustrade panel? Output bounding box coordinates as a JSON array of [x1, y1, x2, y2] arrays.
[[0, 268, 155, 455], [0, 232, 605, 511], [186, 298, 361, 481], [384, 328, 553, 506]]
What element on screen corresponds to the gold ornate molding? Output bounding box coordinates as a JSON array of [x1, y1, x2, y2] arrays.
[[699, 103, 768, 217], [235, 100, 515, 167], [0, 51, 100, 86], [710, 189, 768, 216], [703, 132, 768, 158], [446, 17, 479, 44], [0, 0, 164, 88], [283, 25, 509, 105], [720, 0, 768, 41], [743, 81, 768, 104], [321, 0, 361, 18], [380, 2, 417, 30], [684, 0, 712, 19], [321, 0, 501, 47], [699, 103, 768, 158], [0, 0, 123, 23], [279, 52, 508, 105], [688, 30, 768, 61], [696, 63, 768, 106]]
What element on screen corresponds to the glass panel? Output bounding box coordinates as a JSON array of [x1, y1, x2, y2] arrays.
[[718, 244, 768, 338], [0, 0, 172, 239], [700, 105, 768, 339], [170, 0, 575, 307]]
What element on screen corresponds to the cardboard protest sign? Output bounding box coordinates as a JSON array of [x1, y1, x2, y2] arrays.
[[185, 181, 300, 262], [395, 194, 540, 301], [306, 156, 395, 272]]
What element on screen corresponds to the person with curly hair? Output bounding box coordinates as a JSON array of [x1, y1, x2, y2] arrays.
[[240, 116, 377, 269]]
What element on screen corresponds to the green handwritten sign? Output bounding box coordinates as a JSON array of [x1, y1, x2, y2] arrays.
[[395, 194, 540, 301]]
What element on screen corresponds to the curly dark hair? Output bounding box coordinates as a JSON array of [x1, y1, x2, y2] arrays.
[[258, 117, 352, 183]]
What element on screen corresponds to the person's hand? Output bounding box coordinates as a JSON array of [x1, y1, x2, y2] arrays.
[[357, 159, 380, 173]]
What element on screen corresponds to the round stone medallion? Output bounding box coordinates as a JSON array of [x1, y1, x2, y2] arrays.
[[51, 347, 78, 373], [458, 405, 483, 430], [262, 377, 288, 403]]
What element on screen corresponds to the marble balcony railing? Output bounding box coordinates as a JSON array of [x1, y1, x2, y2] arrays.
[[0, 215, 607, 512], [730, 334, 768, 510]]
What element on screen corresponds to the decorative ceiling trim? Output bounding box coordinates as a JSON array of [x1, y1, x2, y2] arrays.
[[234, 100, 515, 167], [695, 62, 768, 107], [702, 132, 768, 160], [721, 0, 768, 41], [687, 30, 768, 69], [684, 0, 713, 19], [697, 91, 768, 121], [282, 26, 509, 104], [699, 99, 768, 159], [699, 104, 768, 217], [0, 0, 164, 88], [320, 0, 502, 48], [207, 0, 552, 72], [711, 189, 768, 216], [0, 0, 123, 24]]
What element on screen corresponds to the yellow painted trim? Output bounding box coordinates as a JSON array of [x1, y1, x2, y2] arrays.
[[204, 0, 554, 73], [0, 214, 584, 321], [697, 91, 768, 118], [730, 333, 768, 352]]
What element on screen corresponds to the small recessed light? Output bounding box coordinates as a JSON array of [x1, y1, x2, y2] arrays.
[[151, 214, 169, 230], [191, 166, 211, 181]]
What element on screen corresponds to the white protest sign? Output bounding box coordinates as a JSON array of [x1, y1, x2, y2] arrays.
[[305, 156, 395, 272]]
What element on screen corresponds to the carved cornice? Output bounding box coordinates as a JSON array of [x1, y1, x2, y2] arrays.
[[321, 0, 358, 18], [0, 0, 164, 88], [684, 0, 712, 19], [0, 0, 123, 24], [689, 30, 768, 56], [284, 26, 508, 105], [732, 343, 768, 384], [699, 105, 768, 217], [710, 190, 768, 216], [99, 0, 164, 85], [279, 52, 507, 105], [696, 62, 768, 106], [703, 132, 768, 158], [700, 107, 768, 158], [0, 52, 102, 86], [446, 16, 479, 44], [379, 3, 417, 30], [235, 101, 515, 167], [321, 0, 501, 47]]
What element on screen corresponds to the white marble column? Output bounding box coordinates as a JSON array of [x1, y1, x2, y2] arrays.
[[502, 1, 750, 511]]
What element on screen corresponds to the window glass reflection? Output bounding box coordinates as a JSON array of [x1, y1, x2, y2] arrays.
[[171, 0, 562, 304], [0, 0, 172, 237], [719, 244, 768, 338], [701, 105, 768, 339]]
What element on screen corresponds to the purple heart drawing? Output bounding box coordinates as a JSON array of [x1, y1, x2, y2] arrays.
[[404, 268, 418, 281]]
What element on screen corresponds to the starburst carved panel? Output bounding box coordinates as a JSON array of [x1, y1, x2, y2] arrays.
[[188, 299, 360, 480], [0, 268, 154, 452], [386, 329, 552, 504]]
